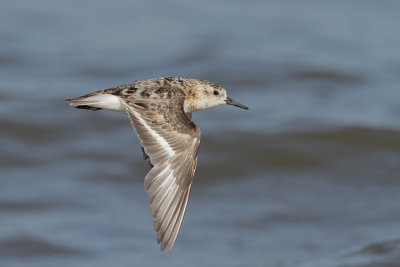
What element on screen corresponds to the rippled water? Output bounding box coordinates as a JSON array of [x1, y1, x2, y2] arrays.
[[1, 1, 400, 266]]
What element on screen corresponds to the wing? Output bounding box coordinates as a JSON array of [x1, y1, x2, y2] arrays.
[[123, 97, 200, 252]]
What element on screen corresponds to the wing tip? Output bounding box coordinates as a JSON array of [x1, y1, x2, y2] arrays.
[[159, 240, 175, 253]]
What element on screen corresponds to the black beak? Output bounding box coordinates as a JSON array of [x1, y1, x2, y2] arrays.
[[225, 97, 248, 110]]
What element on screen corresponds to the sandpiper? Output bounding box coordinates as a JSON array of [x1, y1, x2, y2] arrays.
[[67, 77, 248, 252]]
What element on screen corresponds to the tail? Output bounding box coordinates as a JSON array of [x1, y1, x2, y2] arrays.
[[66, 91, 125, 112]]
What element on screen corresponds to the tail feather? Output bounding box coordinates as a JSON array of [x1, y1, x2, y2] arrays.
[[66, 91, 125, 112], [74, 105, 102, 111]]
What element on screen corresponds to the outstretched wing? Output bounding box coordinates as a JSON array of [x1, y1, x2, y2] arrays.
[[123, 97, 200, 252]]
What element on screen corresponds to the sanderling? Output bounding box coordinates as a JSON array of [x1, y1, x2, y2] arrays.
[[67, 77, 248, 252]]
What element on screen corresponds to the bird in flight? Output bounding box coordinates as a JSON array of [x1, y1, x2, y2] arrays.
[[67, 77, 248, 252]]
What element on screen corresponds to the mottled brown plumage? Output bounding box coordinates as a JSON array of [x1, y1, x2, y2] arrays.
[[67, 77, 248, 252]]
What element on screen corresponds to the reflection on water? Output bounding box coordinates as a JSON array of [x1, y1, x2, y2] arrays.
[[1, 0, 400, 266]]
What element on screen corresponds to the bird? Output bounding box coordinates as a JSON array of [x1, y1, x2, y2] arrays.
[[67, 77, 248, 252]]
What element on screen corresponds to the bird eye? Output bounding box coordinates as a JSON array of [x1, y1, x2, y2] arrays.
[[213, 90, 219, 96]]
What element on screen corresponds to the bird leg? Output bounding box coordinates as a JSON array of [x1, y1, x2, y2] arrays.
[[141, 146, 154, 168], [141, 146, 149, 160]]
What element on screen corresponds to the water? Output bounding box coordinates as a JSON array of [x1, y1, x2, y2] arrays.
[[1, 0, 400, 266]]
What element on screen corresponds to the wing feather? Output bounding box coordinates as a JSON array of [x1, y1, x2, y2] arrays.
[[123, 95, 200, 252], [165, 186, 192, 252]]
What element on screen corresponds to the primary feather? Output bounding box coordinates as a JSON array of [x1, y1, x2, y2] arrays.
[[67, 77, 248, 252]]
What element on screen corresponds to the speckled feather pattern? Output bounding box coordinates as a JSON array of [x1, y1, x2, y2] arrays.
[[67, 77, 248, 252]]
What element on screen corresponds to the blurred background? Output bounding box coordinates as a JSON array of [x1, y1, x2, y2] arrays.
[[1, 0, 400, 266]]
